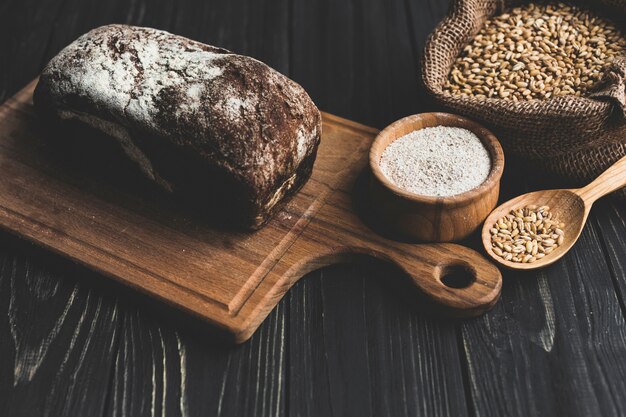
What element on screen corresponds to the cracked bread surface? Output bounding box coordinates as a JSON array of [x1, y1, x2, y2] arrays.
[[34, 24, 321, 229]]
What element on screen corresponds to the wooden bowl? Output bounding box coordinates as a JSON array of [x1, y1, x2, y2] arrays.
[[369, 113, 505, 242]]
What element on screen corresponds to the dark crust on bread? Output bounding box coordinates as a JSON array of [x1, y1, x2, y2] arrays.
[[34, 24, 321, 229]]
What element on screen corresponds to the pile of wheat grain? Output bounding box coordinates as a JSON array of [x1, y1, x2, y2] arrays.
[[444, 2, 626, 100]]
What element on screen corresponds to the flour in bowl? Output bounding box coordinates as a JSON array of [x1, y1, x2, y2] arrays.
[[379, 126, 491, 197]]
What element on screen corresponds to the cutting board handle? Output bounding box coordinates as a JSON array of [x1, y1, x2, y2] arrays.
[[245, 194, 503, 340], [386, 242, 502, 316], [271, 239, 502, 318]]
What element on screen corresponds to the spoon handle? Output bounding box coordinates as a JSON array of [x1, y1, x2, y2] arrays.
[[577, 155, 626, 204]]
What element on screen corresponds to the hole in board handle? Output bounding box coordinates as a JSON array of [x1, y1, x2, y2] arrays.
[[439, 264, 475, 289]]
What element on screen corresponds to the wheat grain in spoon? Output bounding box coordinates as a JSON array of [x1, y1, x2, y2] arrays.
[[482, 155, 626, 270]]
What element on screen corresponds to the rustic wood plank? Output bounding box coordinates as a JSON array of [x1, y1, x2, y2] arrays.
[[182, 303, 287, 417], [102, 284, 288, 417], [0, 0, 67, 102], [287, 1, 472, 416], [284, 273, 335, 417], [315, 267, 374, 417], [592, 200, 626, 314], [350, 0, 425, 126], [105, 312, 182, 417], [0, 1, 178, 416], [0, 0, 127, 416], [171, 0, 290, 74], [291, 0, 430, 128], [286, 265, 472, 417], [0, 240, 120, 417], [362, 267, 470, 417], [460, 204, 626, 417], [405, 0, 451, 111], [42, 0, 178, 60]]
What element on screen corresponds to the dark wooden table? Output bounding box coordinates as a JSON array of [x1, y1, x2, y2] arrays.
[[2, 0, 626, 416]]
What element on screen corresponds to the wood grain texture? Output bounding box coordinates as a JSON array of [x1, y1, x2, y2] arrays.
[[2, 0, 626, 416], [0, 0, 132, 416], [593, 200, 626, 316], [0, 0, 66, 102], [104, 276, 288, 417], [284, 1, 475, 415], [286, 264, 472, 417], [461, 221, 626, 417], [459, 165, 626, 417], [0, 242, 120, 417]]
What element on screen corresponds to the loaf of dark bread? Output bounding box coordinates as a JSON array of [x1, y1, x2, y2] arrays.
[[34, 24, 321, 229]]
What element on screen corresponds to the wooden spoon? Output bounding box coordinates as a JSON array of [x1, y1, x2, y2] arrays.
[[482, 155, 626, 270]]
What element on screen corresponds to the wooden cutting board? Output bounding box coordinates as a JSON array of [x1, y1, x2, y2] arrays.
[[0, 81, 502, 343]]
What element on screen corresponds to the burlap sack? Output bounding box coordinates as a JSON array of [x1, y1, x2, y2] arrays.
[[422, 0, 626, 196]]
